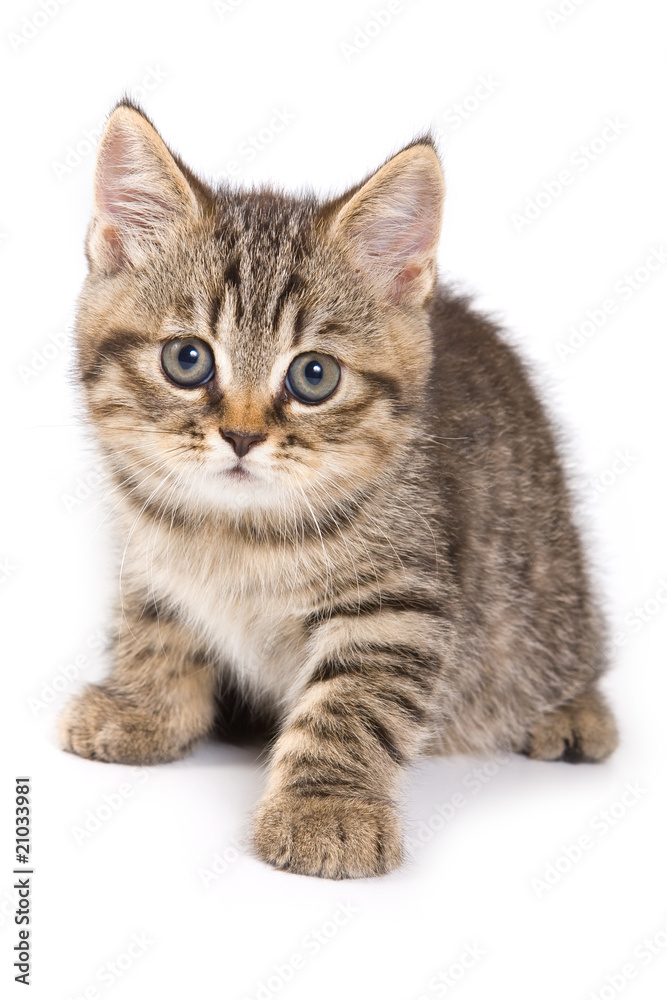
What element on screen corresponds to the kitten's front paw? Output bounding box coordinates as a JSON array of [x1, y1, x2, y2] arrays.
[[253, 792, 402, 879], [58, 684, 193, 765]]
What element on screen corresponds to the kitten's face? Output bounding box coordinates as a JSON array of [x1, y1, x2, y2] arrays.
[[77, 105, 444, 526]]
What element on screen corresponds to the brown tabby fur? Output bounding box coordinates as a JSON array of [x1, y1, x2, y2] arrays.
[[59, 101, 618, 879]]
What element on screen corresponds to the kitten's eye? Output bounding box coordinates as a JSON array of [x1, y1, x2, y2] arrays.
[[286, 352, 340, 404], [161, 337, 215, 387]]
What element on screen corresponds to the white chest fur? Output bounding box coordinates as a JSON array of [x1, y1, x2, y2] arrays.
[[123, 516, 315, 704]]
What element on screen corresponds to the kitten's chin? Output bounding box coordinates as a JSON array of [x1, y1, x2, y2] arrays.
[[188, 463, 279, 513]]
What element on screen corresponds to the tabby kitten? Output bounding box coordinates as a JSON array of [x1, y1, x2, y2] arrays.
[[59, 101, 618, 879]]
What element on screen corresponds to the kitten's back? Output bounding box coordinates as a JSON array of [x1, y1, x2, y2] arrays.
[[423, 287, 606, 750]]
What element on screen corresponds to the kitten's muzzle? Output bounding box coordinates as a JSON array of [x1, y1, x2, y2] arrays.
[[219, 429, 267, 458]]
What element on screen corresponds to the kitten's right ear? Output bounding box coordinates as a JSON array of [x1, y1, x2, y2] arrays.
[[322, 139, 445, 309], [87, 102, 200, 274]]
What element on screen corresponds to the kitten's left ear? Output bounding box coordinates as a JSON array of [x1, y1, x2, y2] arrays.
[[324, 139, 445, 308], [87, 102, 201, 274]]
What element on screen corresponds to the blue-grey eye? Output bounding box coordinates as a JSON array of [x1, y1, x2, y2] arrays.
[[286, 352, 340, 403], [161, 337, 215, 387]]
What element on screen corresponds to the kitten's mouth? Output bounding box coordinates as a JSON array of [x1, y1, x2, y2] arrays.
[[223, 463, 253, 481]]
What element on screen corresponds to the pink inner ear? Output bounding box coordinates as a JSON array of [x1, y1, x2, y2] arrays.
[[387, 264, 423, 305], [365, 208, 436, 259], [100, 222, 126, 267], [97, 132, 135, 214], [96, 128, 178, 236], [351, 182, 439, 304]]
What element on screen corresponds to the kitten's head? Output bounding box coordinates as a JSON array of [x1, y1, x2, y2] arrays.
[[77, 102, 444, 528]]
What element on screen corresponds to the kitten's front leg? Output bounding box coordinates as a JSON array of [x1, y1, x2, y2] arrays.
[[59, 597, 217, 765], [253, 620, 444, 879]]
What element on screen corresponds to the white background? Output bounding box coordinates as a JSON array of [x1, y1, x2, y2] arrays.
[[1, 1, 666, 998]]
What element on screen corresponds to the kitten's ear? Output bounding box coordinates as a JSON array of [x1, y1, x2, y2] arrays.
[[87, 102, 200, 273], [325, 140, 445, 308]]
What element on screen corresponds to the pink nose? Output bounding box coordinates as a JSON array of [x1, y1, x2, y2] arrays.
[[219, 429, 266, 458]]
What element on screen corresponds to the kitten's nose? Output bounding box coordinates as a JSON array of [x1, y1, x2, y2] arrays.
[[219, 429, 266, 458]]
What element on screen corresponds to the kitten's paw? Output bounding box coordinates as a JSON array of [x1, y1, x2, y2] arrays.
[[253, 792, 402, 879], [58, 684, 195, 765], [523, 686, 618, 764]]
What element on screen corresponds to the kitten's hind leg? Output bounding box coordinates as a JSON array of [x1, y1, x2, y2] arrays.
[[521, 685, 619, 764], [58, 597, 217, 766]]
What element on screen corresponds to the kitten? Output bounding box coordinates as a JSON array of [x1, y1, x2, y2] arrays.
[[59, 101, 618, 879]]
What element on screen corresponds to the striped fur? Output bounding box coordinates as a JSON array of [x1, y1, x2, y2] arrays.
[[59, 102, 618, 878]]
